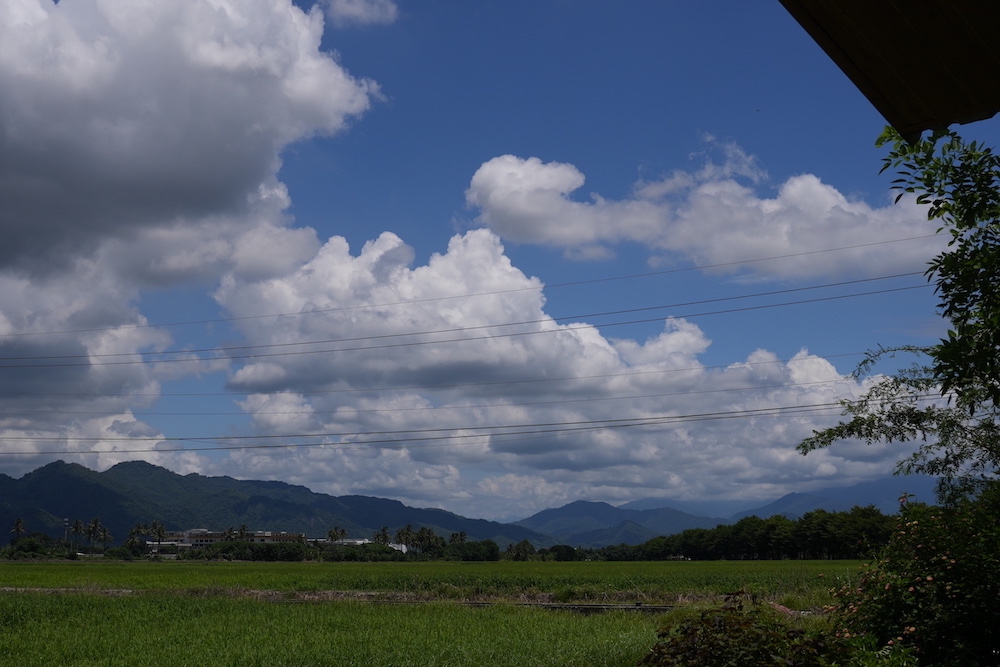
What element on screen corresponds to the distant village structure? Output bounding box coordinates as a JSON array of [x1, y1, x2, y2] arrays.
[[155, 528, 306, 552], [152, 528, 406, 553]]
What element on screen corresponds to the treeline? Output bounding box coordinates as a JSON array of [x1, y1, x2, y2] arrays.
[[6, 505, 895, 562], [586, 506, 894, 561]]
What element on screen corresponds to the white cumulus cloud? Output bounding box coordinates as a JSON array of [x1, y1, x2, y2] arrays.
[[209, 228, 902, 519], [467, 144, 942, 280], [0, 0, 376, 274]]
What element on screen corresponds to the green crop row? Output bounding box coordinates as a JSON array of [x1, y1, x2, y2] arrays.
[[0, 559, 859, 605], [0, 593, 661, 667]]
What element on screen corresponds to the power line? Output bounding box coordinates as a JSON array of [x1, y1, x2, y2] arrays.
[[0, 399, 857, 454], [0, 350, 871, 398], [0, 378, 860, 418], [0, 279, 929, 369], [0, 234, 936, 340]]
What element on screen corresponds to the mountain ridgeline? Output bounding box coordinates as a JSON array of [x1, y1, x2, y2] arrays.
[[0, 460, 547, 549], [1, 460, 938, 549]]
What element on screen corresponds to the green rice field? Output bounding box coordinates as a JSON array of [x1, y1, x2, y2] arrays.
[[0, 560, 861, 666]]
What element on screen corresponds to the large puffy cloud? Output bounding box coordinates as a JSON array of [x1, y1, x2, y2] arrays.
[[212, 228, 907, 519], [0, 0, 374, 476], [0, 258, 214, 477], [0, 0, 375, 274], [467, 143, 942, 280]]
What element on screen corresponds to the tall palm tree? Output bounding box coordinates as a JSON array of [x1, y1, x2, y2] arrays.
[[327, 526, 347, 545], [395, 524, 414, 549], [149, 520, 166, 554], [124, 525, 144, 555], [87, 518, 103, 551], [10, 518, 25, 539], [70, 519, 84, 552], [98, 525, 112, 552]]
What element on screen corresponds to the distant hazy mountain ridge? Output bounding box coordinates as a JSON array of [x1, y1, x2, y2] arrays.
[[1, 460, 938, 548]]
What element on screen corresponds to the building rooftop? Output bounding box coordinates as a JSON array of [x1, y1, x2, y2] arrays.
[[779, 0, 1000, 142]]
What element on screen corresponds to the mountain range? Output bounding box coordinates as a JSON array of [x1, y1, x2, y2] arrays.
[[1, 460, 939, 549]]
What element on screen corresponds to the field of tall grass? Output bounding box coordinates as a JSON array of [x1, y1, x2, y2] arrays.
[[0, 560, 861, 666]]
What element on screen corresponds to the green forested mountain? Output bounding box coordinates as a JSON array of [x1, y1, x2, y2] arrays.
[[0, 460, 549, 548], [2, 461, 936, 551], [514, 500, 721, 548]]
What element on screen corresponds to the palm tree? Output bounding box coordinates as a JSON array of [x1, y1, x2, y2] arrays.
[[10, 518, 25, 539], [86, 518, 103, 551], [98, 525, 112, 552], [238, 524, 249, 541], [395, 524, 414, 549], [327, 526, 347, 544], [149, 520, 166, 554], [449, 531, 467, 545], [124, 525, 145, 555], [70, 519, 84, 552], [373, 526, 390, 545]]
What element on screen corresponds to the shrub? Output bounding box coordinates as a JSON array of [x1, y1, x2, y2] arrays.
[[103, 546, 134, 560], [639, 592, 849, 667], [833, 485, 1000, 666]]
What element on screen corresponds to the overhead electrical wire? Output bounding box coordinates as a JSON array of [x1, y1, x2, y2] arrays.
[[0, 234, 943, 460], [0, 233, 937, 341], [0, 390, 951, 457], [0, 273, 929, 368], [0, 349, 876, 399], [0, 378, 863, 418], [0, 399, 863, 454]]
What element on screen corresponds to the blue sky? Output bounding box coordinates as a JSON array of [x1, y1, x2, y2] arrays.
[[2, 0, 998, 521]]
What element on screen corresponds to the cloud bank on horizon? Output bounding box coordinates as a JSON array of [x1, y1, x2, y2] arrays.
[[0, 0, 988, 521]]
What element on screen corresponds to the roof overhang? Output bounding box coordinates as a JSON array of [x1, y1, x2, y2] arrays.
[[779, 0, 1000, 142]]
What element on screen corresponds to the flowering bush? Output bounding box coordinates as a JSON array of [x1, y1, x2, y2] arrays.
[[833, 484, 1000, 665]]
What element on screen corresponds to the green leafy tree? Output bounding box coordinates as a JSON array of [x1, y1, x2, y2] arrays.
[[411, 526, 445, 555], [799, 128, 1000, 499], [504, 539, 536, 561], [799, 128, 1000, 665]]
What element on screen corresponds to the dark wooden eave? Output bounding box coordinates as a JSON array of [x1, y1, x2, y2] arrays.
[[779, 0, 1000, 142]]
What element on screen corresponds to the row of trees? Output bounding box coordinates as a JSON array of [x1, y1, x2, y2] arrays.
[[598, 506, 894, 561], [11, 506, 897, 562], [6, 517, 172, 559]]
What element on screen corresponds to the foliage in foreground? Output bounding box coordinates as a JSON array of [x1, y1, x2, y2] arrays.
[[639, 592, 919, 667], [639, 593, 845, 666], [832, 487, 1000, 666], [0, 593, 657, 667], [799, 128, 1000, 499], [799, 128, 1000, 666]]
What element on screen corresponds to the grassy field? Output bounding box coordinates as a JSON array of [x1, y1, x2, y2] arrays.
[[0, 560, 862, 666]]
